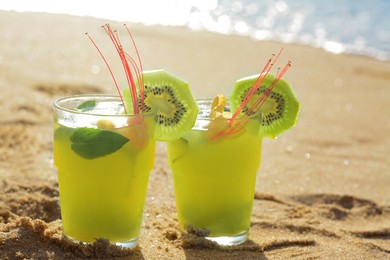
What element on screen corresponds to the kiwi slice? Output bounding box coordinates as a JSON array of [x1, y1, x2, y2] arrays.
[[229, 73, 300, 138], [123, 70, 198, 142]]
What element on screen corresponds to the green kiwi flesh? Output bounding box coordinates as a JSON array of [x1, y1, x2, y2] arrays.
[[123, 70, 198, 142], [229, 73, 300, 138]]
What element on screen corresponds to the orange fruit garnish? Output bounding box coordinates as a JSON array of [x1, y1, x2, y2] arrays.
[[210, 94, 227, 119], [207, 95, 245, 141]]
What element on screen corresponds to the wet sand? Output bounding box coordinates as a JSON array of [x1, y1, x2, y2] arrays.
[[0, 11, 390, 259]]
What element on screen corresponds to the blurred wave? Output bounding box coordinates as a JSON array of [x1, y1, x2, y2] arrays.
[[1, 0, 389, 60]]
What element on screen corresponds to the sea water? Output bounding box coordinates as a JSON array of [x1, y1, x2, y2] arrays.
[[1, 0, 389, 61]]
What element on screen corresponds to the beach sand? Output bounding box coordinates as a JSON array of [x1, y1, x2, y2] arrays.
[[0, 11, 389, 259]]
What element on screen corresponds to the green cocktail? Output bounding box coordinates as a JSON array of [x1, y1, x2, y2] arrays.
[[168, 100, 263, 246], [53, 25, 201, 249], [54, 95, 156, 248], [168, 54, 300, 246]]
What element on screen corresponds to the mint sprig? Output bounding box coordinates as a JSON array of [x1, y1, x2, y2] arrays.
[[70, 127, 129, 159], [77, 100, 96, 112]]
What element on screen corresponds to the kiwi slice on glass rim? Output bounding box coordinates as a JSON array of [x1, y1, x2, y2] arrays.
[[87, 25, 198, 142], [229, 73, 300, 139], [123, 70, 198, 142]]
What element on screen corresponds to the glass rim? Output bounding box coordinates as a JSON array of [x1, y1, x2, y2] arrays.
[[53, 94, 154, 118], [195, 98, 262, 122]]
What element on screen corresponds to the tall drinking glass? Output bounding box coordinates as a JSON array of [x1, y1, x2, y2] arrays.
[[168, 100, 263, 246], [53, 95, 156, 249]]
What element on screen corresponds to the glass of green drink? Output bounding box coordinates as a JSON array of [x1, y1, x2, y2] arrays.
[[53, 94, 156, 248], [52, 24, 201, 249], [167, 51, 300, 246], [168, 99, 263, 246]]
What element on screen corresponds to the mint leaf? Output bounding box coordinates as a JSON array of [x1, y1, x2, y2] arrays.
[[77, 100, 96, 112], [54, 126, 71, 140], [70, 127, 129, 159], [171, 138, 189, 164]]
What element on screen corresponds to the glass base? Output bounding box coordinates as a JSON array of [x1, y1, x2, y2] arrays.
[[205, 231, 248, 246], [64, 234, 138, 249], [114, 238, 138, 249]]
